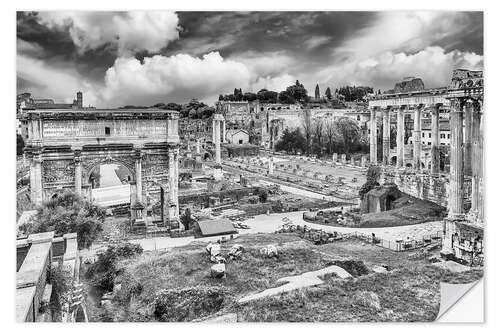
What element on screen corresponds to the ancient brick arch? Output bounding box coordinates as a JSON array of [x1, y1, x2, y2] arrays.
[[25, 108, 182, 229]]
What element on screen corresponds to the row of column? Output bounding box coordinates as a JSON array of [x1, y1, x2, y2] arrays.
[[212, 115, 225, 164], [448, 98, 483, 221], [369, 104, 441, 173]]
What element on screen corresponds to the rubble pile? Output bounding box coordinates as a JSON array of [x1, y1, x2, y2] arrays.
[[275, 223, 345, 245], [205, 242, 246, 279]]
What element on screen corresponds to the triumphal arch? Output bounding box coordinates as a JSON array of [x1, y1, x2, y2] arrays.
[[24, 108, 182, 230]]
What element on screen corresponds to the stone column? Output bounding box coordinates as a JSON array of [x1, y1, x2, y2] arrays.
[[361, 155, 367, 168], [430, 104, 441, 174], [396, 106, 405, 168], [214, 119, 221, 164], [463, 100, 473, 176], [332, 153, 338, 163], [369, 107, 377, 164], [196, 139, 201, 154], [74, 150, 82, 196], [382, 108, 390, 165], [471, 100, 483, 219], [134, 149, 143, 204], [30, 152, 43, 205], [173, 148, 180, 223], [222, 119, 226, 143], [212, 119, 216, 143], [412, 106, 422, 170], [268, 156, 274, 175], [448, 98, 465, 217]]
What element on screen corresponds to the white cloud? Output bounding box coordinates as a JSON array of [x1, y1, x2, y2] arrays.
[[99, 52, 253, 106], [334, 11, 476, 61], [319, 46, 483, 91], [17, 55, 100, 106], [38, 11, 180, 55]]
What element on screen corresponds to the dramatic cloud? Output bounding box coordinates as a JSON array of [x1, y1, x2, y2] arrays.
[[319, 46, 484, 91], [17, 54, 100, 106], [37, 11, 180, 55], [17, 11, 483, 106], [99, 52, 252, 106]]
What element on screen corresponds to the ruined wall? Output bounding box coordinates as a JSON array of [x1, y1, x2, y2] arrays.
[[382, 168, 471, 208]]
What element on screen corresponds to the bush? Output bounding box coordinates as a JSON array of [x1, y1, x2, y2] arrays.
[[85, 241, 143, 292], [19, 191, 105, 249], [258, 188, 269, 203], [153, 286, 227, 322]]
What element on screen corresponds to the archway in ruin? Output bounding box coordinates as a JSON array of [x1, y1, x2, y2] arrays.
[[87, 162, 134, 207], [24, 108, 181, 229]]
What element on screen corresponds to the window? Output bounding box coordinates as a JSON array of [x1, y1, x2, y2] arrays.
[[428, 142, 431, 146], [422, 132, 425, 138], [440, 134, 446, 139], [105, 127, 111, 136], [428, 133, 431, 138], [239, 139, 243, 144], [447, 134, 450, 139]]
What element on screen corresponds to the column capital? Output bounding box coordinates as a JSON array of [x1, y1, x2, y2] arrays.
[[449, 97, 467, 112]]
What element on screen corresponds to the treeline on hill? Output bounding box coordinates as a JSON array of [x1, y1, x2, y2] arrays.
[[275, 117, 369, 158], [219, 80, 309, 104], [335, 86, 374, 102], [119, 100, 215, 119]]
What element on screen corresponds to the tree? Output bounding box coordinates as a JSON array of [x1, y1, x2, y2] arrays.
[[17, 134, 25, 156], [358, 165, 381, 199], [312, 119, 324, 156], [258, 188, 269, 203], [324, 120, 336, 155], [274, 128, 307, 154], [180, 208, 194, 230], [302, 111, 313, 154], [278, 91, 295, 104], [286, 80, 309, 103], [333, 117, 362, 155], [325, 87, 332, 100], [243, 92, 257, 102], [19, 191, 105, 249]]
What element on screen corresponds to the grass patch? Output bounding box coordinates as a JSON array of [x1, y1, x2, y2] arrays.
[[88, 233, 483, 322]]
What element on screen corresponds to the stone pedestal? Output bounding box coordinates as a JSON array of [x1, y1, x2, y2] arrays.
[[268, 157, 274, 175], [340, 154, 347, 165], [361, 155, 367, 168], [332, 153, 338, 163]]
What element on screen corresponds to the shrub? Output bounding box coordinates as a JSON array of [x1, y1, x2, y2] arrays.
[[153, 286, 227, 322], [85, 242, 143, 292], [258, 188, 269, 203], [19, 191, 105, 249]]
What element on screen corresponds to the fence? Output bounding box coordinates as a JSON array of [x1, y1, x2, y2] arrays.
[[347, 231, 443, 252], [276, 223, 442, 252]]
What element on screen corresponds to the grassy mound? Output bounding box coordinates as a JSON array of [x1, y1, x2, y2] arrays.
[[359, 197, 446, 228], [86, 233, 483, 322]]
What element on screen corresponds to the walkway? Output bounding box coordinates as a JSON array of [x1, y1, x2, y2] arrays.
[[128, 209, 442, 251]]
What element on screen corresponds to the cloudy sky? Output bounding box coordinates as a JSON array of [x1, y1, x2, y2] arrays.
[[17, 11, 483, 108]]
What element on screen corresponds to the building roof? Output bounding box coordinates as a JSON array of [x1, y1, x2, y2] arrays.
[[197, 219, 237, 237]]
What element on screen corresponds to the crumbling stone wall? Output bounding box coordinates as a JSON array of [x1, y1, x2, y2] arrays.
[[382, 168, 471, 208]]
